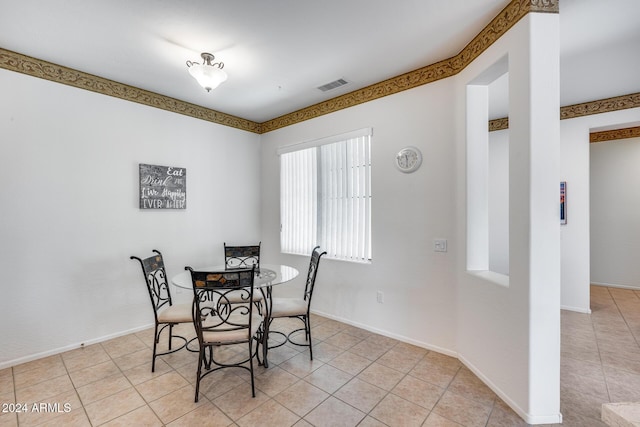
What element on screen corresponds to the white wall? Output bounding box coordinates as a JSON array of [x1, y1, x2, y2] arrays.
[[260, 12, 566, 423], [455, 13, 561, 424], [590, 136, 640, 288], [559, 108, 640, 312], [260, 13, 564, 424], [4, 10, 636, 422], [260, 78, 458, 354], [0, 69, 262, 368], [489, 130, 509, 275]]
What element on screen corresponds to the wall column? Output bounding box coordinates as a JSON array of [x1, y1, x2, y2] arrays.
[[509, 11, 561, 422]]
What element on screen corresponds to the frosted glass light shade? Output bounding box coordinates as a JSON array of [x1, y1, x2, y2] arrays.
[[188, 65, 228, 92]]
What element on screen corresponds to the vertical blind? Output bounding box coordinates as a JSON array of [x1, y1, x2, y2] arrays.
[[280, 147, 317, 256], [279, 128, 372, 262]]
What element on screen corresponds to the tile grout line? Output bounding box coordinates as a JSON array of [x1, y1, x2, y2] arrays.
[[7, 315, 514, 427], [593, 287, 612, 406], [10, 366, 17, 426], [609, 289, 640, 348], [56, 346, 90, 427], [312, 329, 413, 425], [104, 338, 158, 427], [141, 328, 234, 426]]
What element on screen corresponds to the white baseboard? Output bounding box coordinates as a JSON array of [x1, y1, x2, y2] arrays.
[[560, 281, 640, 313], [0, 323, 154, 370], [458, 354, 563, 425], [591, 281, 640, 290], [310, 309, 457, 358], [561, 305, 591, 314], [311, 309, 563, 425]]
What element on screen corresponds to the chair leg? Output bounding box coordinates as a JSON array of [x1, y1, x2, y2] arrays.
[[152, 323, 159, 372], [168, 324, 174, 350], [195, 347, 205, 403], [262, 318, 272, 368], [205, 346, 213, 370], [255, 330, 263, 366], [305, 316, 313, 360], [248, 339, 256, 397]]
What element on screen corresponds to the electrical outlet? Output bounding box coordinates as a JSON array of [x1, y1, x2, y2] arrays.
[[376, 291, 384, 304]]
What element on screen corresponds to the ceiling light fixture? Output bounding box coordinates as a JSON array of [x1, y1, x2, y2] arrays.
[[186, 52, 227, 92]]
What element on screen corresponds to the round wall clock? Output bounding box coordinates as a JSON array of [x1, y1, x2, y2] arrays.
[[395, 146, 422, 173]]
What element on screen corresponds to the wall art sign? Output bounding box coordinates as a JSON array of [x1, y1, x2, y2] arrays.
[[139, 163, 186, 209], [560, 181, 567, 225]]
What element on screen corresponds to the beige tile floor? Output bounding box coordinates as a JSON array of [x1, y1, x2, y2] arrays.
[[1, 284, 639, 426]]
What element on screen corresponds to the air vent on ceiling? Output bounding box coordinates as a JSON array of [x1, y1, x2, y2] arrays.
[[317, 78, 349, 92]]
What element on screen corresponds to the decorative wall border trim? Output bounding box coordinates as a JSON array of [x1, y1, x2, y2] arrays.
[[489, 117, 510, 132], [489, 91, 640, 132], [590, 126, 640, 143], [0, 1, 563, 135], [0, 48, 261, 134], [2, 8, 637, 141], [560, 92, 640, 121], [261, 0, 558, 133]]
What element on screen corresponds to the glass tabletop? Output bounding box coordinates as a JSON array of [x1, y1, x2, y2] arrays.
[[171, 263, 299, 289]]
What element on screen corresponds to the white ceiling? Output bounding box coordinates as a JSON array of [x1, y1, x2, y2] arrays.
[[1, 0, 639, 124]]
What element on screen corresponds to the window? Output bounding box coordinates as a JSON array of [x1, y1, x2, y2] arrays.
[[279, 128, 372, 262]]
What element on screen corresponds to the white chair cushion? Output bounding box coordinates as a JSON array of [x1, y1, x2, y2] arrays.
[[270, 298, 308, 318], [157, 303, 192, 323], [202, 313, 263, 344]]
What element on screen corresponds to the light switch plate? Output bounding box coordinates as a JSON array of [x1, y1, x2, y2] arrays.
[[434, 239, 448, 252]]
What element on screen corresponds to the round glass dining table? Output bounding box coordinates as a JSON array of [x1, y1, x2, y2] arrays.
[[171, 263, 298, 289], [171, 263, 299, 368]]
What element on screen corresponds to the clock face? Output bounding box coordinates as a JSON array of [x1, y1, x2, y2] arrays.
[[396, 147, 422, 173]]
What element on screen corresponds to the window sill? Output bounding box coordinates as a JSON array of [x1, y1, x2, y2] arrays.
[[282, 251, 371, 265], [466, 270, 509, 288]]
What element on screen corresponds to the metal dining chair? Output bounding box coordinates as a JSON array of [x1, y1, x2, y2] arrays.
[[130, 250, 192, 372], [224, 242, 261, 269], [267, 246, 326, 360], [186, 266, 263, 401], [222, 242, 264, 313]]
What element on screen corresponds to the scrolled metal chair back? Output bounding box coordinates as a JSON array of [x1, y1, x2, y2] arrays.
[[303, 246, 327, 304], [131, 250, 173, 317], [224, 242, 261, 269], [186, 266, 256, 339]]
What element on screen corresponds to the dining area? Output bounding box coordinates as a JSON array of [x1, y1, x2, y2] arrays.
[[5, 300, 476, 426], [1, 269, 529, 427], [130, 243, 327, 403], [0, 241, 529, 427]]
